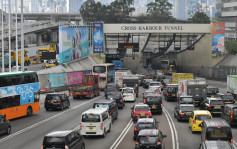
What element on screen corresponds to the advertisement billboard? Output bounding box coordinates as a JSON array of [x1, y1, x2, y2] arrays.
[[93, 23, 104, 53], [212, 23, 225, 53], [0, 83, 39, 105], [68, 72, 83, 85], [59, 26, 89, 63], [48, 73, 68, 88]]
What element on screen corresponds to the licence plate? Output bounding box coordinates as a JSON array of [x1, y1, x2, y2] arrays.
[[194, 101, 200, 103], [89, 127, 94, 130], [226, 102, 231, 103], [126, 96, 129, 97], [215, 106, 221, 109], [141, 113, 145, 116], [50, 101, 54, 103], [172, 94, 176, 96], [186, 113, 191, 115], [152, 106, 157, 109]]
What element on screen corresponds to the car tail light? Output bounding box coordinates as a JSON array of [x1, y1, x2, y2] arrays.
[[208, 105, 212, 108], [104, 89, 106, 92], [161, 104, 163, 108], [166, 93, 168, 96], [110, 112, 112, 115], [135, 142, 139, 145], [193, 119, 196, 124], [233, 99, 235, 102], [41, 146, 43, 149], [55, 100, 61, 103], [120, 99, 123, 103], [134, 113, 140, 116], [65, 146, 69, 149], [144, 99, 146, 104], [134, 127, 140, 131], [231, 110, 233, 122], [146, 112, 152, 116], [179, 112, 184, 115], [157, 142, 161, 146], [205, 139, 207, 141], [80, 123, 82, 130], [231, 139, 233, 143], [100, 122, 103, 130]]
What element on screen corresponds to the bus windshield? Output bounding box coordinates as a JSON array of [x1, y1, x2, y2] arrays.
[[93, 66, 106, 73]]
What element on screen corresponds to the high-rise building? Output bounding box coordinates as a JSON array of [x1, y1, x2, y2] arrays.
[[175, 0, 185, 20], [67, 0, 83, 13], [216, 0, 237, 40]]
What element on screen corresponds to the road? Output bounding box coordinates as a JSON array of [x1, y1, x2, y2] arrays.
[[0, 78, 237, 149]]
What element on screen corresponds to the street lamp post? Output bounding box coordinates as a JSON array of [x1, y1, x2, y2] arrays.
[[20, 0, 23, 71], [1, 0, 4, 72], [15, 0, 18, 71], [8, 0, 11, 72]]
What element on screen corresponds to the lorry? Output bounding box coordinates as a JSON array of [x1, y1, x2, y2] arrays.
[[69, 74, 100, 99], [11, 50, 31, 65], [0, 50, 16, 68], [172, 73, 194, 84], [178, 79, 207, 106], [123, 75, 139, 97], [227, 75, 237, 98], [37, 43, 58, 62], [115, 71, 128, 88]]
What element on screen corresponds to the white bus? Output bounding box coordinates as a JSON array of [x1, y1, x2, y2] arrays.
[[93, 63, 115, 89]]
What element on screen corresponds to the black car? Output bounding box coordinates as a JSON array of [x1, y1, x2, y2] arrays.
[[44, 93, 70, 111], [164, 84, 178, 102], [107, 92, 125, 109], [216, 93, 235, 104], [207, 86, 219, 97], [199, 141, 232, 149], [174, 104, 195, 121], [135, 129, 166, 149], [93, 100, 118, 122], [0, 114, 11, 135], [105, 83, 120, 98], [222, 104, 237, 126], [143, 79, 153, 89], [144, 93, 162, 114], [133, 118, 158, 140], [42, 130, 85, 149], [199, 97, 224, 115]]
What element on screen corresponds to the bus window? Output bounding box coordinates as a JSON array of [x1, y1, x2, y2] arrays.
[[93, 66, 106, 73]]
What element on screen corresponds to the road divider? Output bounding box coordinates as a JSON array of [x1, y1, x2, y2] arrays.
[[0, 96, 101, 144], [109, 119, 133, 149], [163, 107, 179, 149]]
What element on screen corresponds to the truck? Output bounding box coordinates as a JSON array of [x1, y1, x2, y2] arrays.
[[0, 50, 16, 68], [69, 74, 100, 99], [37, 43, 58, 62], [11, 50, 31, 65], [172, 73, 194, 84], [178, 79, 207, 106], [227, 75, 237, 97], [115, 71, 128, 88], [123, 75, 139, 97]]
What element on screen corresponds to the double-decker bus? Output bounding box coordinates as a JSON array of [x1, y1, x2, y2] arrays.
[[93, 63, 115, 89], [161, 60, 177, 75], [0, 71, 40, 120]]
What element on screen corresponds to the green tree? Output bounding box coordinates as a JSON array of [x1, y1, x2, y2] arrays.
[[188, 12, 210, 24], [146, 0, 174, 23], [225, 41, 237, 54]]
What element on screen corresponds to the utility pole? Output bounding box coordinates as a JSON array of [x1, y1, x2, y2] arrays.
[[15, 0, 18, 71], [1, 0, 4, 72], [20, 0, 23, 71], [8, 0, 11, 72]]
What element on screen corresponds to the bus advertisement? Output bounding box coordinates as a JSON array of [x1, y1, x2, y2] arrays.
[[0, 72, 40, 120]]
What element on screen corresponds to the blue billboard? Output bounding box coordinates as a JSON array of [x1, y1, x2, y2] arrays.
[[48, 73, 68, 88], [59, 26, 89, 63], [0, 83, 39, 105], [93, 23, 104, 53]]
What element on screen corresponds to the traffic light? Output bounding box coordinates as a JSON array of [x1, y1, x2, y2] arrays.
[[188, 45, 194, 50]]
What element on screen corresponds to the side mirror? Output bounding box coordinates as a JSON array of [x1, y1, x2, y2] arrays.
[[163, 135, 167, 138]]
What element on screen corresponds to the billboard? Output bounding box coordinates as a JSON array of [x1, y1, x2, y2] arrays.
[[93, 23, 104, 53], [48, 73, 68, 88], [212, 23, 225, 53], [59, 26, 89, 63], [0, 83, 39, 105], [67, 72, 83, 85]]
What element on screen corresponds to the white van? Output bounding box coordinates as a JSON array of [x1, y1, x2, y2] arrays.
[[80, 108, 112, 137], [122, 87, 136, 102]]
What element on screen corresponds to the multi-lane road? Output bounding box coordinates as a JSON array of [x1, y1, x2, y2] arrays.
[[0, 78, 237, 149]]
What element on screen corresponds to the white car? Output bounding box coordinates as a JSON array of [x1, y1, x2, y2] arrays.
[[149, 82, 162, 91], [122, 87, 136, 102], [80, 108, 112, 137]]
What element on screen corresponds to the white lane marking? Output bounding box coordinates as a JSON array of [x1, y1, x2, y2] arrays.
[[109, 119, 133, 149], [0, 96, 100, 144], [163, 108, 176, 149], [164, 107, 179, 149]]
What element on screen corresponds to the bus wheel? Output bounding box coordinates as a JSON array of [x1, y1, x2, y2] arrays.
[[27, 106, 33, 117]]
